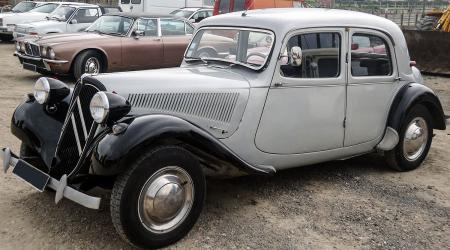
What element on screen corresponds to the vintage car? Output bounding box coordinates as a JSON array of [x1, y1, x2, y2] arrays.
[[14, 12, 195, 79], [0, 2, 89, 41], [1, 8, 449, 249], [13, 4, 122, 39], [170, 7, 213, 24], [2, 1, 45, 14]]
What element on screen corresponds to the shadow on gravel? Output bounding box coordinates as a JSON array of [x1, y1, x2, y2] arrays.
[[13, 153, 450, 249]]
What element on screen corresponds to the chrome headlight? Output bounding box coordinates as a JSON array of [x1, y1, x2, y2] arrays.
[[15, 42, 20, 51], [90, 92, 109, 123], [19, 42, 25, 52], [48, 48, 55, 59], [33, 77, 50, 104], [41, 46, 47, 57]]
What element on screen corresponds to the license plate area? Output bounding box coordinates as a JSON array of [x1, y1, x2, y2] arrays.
[[23, 62, 37, 72], [12, 160, 50, 192]]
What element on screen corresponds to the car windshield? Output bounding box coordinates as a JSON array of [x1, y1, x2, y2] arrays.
[[185, 28, 275, 70], [29, 3, 59, 13], [11, 2, 36, 13], [86, 15, 133, 36], [170, 9, 194, 18], [48, 6, 76, 21]]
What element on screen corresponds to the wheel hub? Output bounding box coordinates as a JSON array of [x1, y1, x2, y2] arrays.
[[85, 57, 100, 74], [403, 117, 428, 161], [138, 166, 194, 233]]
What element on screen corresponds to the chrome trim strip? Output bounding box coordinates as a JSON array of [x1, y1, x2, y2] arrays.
[[43, 58, 69, 64], [76, 97, 88, 139], [71, 114, 82, 155]]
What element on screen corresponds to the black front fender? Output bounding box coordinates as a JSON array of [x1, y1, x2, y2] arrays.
[[388, 83, 446, 131], [92, 114, 275, 176]]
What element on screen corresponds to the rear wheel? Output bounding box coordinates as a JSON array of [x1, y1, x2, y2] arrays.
[[385, 104, 433, 171], [73, 50, 105, 80], [110, 146, 206, 249]]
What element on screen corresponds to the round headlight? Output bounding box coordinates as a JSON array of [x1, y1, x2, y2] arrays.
[[90, 92, 109, 123], [20, 42, 25, 52], [48, 48, 55, 59], [33, 77, 50, 104], [41, 46, 47, 57]]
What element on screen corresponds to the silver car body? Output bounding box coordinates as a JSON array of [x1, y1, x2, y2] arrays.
[[13, 4, 101, 39], [91, 8, 422, 171]]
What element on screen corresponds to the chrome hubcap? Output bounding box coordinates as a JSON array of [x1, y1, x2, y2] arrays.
[[84, 57, 100, 74], [138, 166, 194, 233], [403, 117, 428, 161]]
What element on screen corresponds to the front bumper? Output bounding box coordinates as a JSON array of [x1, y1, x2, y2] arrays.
[[0, 147, 101, 210], [14, 51, 69, 74]]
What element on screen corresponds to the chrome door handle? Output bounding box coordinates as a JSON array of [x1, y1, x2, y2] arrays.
[[394, 77, 402, 81], [274, 82, 283, 87]]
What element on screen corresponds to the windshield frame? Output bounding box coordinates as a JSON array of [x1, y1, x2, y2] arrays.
[[86, 15, 135, 37], [185, 26, 276, 71]]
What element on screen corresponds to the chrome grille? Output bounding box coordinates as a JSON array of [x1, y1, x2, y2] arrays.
[[24, 42, 40, 57], [128, 92, 239, 123], [53, 82, 102, 178]]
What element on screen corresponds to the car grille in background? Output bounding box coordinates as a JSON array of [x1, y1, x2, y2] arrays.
[[24, 43, 40, 57], [128, 92, 240, 123], [52, 81, 103, 178]]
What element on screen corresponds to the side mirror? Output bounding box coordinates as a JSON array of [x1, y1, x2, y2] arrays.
[[70, 19, 78, 24], [289, 46, 302, 66], [133, 30, 144, 39]]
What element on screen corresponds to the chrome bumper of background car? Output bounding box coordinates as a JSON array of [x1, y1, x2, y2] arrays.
[[0, 147, 101, 210], [14, 52, 68, 71]]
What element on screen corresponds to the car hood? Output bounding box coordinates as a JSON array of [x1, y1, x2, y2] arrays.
[[17, 20, 63, 29], [30, 32, 109, 46], [1, 12, 47, 25], [94, 66, 250, 95]]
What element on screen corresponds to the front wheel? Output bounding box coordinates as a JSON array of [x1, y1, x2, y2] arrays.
[[73, 50, 104, 80], [110, 146, 206, 249], [385, 104, 433, 171]]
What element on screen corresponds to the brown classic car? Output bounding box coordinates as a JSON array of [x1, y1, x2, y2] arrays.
[[14, 12, 195, 79]]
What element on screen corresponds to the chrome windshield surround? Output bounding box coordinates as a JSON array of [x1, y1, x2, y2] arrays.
[[184, 26, 276, 71]]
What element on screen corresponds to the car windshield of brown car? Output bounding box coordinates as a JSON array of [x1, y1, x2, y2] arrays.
[[86, 15, 133, 36], [48, 6, 75, 21], [185, 28, 275, 70]]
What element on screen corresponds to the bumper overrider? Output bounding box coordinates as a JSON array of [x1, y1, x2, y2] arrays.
[[0, 147, 101, 209], [14, 51, 68, 74]]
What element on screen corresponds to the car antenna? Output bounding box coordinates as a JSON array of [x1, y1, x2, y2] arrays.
[[242, 8, 249, 17]]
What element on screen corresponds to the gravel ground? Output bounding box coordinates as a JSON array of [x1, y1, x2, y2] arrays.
[[0, 43, 449, 250]]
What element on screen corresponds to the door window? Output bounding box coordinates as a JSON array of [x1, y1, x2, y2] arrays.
[[351, 33, 392, 77], [136, 18, 158, 36], [73, 8, 99, 24], [121, 0, 130, 3], [191, 10, 211, 22], [161, 19, 188, 36], [280, 32, 341, 78], [131, 0, 141, 4]]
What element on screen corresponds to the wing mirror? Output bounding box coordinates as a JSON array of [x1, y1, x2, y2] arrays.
[[289, 46, 302, 66], [70, 19, 78, 24], [133, 30, 145, 39]]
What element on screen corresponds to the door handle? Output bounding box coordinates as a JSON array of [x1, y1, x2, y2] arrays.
[[394, 77, 402, 81], [274, 82, 283, 87]]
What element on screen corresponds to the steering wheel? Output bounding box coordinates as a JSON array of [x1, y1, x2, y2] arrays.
[[246, 52, 267, 62]]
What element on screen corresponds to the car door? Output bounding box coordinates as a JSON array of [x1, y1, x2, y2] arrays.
[[121, 18, 163, 70], [160, 18, 193, 67], [344, 29, 398, 146], [67, 8, 100, 33], [255, 28, 347, 154]]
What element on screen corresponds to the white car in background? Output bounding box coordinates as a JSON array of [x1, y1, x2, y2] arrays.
[[170, 7, 213, 24], [0, 2, 91, 41], [13, 4, 122, 39], [1, 1, 44, 14]]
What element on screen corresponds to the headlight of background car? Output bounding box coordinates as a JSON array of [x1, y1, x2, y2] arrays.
[[15, 42, 20, 51], [48, 48, 55, 59], [33, 77, 70, 105], [19, 42, 25, 52], [90, 92, 131, 125], [40, 46, 47, 57]]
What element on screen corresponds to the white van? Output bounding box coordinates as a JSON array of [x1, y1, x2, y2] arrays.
[[119, 0, 214, 14]]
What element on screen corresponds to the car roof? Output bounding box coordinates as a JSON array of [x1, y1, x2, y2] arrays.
[[178, 7, 213, 11], [106, 12, 183, 19], [200, 8, 401, 39]]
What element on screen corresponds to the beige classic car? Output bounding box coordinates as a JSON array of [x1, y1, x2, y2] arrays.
[[14, 12, 195, 79]]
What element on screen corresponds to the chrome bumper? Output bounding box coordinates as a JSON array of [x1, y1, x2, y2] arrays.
[[1, 147, 101, 210], [14, 51, 68, 71]]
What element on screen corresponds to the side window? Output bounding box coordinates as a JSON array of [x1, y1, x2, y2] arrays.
[[351, 33, 392, 77], [280, 32, 341, 78], [73, 8, 99, 24], [160, 19, 187, 36], [136, 19, 158, 36], [192, 11, 209, 22], [131, 0, 141, 4], [121, 0, 130, 3]]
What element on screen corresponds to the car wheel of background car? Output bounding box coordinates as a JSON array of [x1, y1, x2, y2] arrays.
[[110, 146, 206, 249], [196, 48, 218, 58], [385, 104, 433, 171], [73, 50, 105, 80]]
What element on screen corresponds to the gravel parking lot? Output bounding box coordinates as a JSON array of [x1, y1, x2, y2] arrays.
[[0, 43, 448, 249]]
